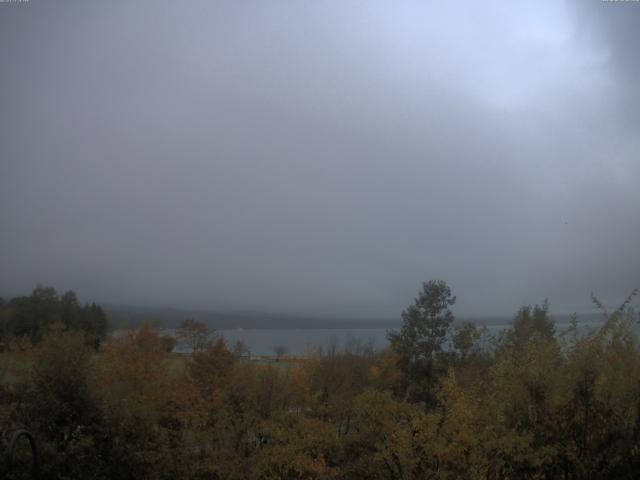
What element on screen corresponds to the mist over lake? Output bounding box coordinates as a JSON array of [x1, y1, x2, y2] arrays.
[[171, 317, 613, 356]]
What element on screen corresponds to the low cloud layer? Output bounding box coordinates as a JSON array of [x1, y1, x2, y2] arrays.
[[1, 1, 638, 319]]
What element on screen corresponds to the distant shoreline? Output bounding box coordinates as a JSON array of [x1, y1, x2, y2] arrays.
[[104, 303, 605, 331]]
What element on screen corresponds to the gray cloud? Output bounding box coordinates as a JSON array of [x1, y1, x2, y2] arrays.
[[1, 0, 638, 319]]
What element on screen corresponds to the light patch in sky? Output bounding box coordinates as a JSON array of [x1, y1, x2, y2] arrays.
[[358, 1, 610, 108]]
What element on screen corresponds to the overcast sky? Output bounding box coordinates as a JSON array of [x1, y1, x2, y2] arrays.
[[1, 0, 638, 319]]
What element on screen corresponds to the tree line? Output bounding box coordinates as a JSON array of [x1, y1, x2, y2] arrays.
[[0, 285, 108, 350], [0, 281, 639, 479]]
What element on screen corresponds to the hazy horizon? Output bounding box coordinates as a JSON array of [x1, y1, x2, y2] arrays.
[[0, 286, 622, 326]]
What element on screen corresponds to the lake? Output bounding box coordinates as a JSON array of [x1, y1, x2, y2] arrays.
[[216, 328, 390, 356], [214, 318, 611, 356]]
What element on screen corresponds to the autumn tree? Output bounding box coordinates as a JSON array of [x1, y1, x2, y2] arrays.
[[160, 334, 177, 352], [189, 336, 237, 395], [17, 328, 103, 479], [272, 345, 289, 359], [501, 299, 555, 351], [176, 318, 211, 353], [95, 324, 191, 479], [252, 416, 340, 480], [340, 389, 425, 479], [452, 321, 482, 361], [303, 348, 377, 428]]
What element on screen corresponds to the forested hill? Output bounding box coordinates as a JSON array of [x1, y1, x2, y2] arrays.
[[103, 303, 604, 331], [103, 304, 401, 330]]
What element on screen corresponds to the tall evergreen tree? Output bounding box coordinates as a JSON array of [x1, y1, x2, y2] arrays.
[[388, 279, 456, 405]]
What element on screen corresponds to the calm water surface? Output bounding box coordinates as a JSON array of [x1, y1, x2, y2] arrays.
[[214, 319, 611, 356]]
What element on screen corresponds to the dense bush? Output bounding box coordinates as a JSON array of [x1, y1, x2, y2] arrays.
[[1, 283, 639, 479]]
